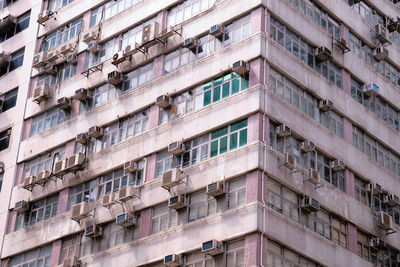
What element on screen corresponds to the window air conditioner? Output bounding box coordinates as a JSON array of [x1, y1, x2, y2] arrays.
[[384, 194, 400, 207], [232, 60, 249, 76], [306, 168, 320, 185], [57, 97, 71, 110], [62, 256, 80, 267], [0, 15, 16, 32], [123, 42, 139, 57], [14, 200, 30, 212], [366, 182, 382, 195], [283, 153, 295, 170], [276, 125, 291, 137], [76, 133, 87, 144], [107, 71, 123, 86], [88, 126, 103, 138], [36, 170, 51, 185], [374, 24, 389, 43], [44, 64, 58, 76], [319, 99, 333, 112], [206, 181, 225, 197], [66, 153, 85, 172], [118, 186, 139, 202], [362, 83, 379, 96], [82, 27, 99, 44], [46, 50, 59, 62], [53, 158, 68, 176], [87, 41, 99, 53], [373, 47, 389, 61], [202, 240, 224, 256], [23, 175, 36, 191], [330, 160, 345, 171], [156, 94, 171, 109], [73, 88, 89, 101], [300, 140, 315, 153], [301, 196, 320, 212], [124, 160, 137, 172], [141, 22, 160, 46], [168, 141, 185, 155], [66, 53, 77, 64], [115, 213, 136, 227], [33, 84, 50, 104], [162, 168, 184, 189], [112, 51, 126, 66], [168, 195, 186, 209], [183, 38, 198, 50], [209, 24, 224, 38], [37, 10, 52, 24], [32, 51, 48, 69], [71, 202, 89, 221], [0, 51, 11, 67], [84, 224, 103, 238], [102, 193, 117, 208], [378, 211, 394, 231], [60, 43, 75, 56], [335, 37, 349, 51], [387, 18, 399, 33], [164, 254, 181, 267], [369, 237, 386, 249], [315, 47, 331, 62]]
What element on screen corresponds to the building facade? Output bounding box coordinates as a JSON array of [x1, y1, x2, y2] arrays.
[[0, 0, 399, 266]]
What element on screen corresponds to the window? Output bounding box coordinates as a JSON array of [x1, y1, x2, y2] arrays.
[[357, 230, 371, 262], [59, 235, 80, 264], [167, 0, 216, 27], [23, 146, 65, 179], [9, 244, 52, 267], [15, 194, 58, 230], [0, 128, 11, 151], [0, 11, 30, 43], [29, 107, 70, 137], [0, 48, 24, 77], [79, 84, 119, 113], [267, 240, 320, 267], [1, 87, 18, 113], [188, 190, 217, 222], [227, 177, 246, 209], [37, 62, 77, 87], [123, 62, 153, 91], [151, 203, 178, 234], [0, 0, 17, 10], [89, 0, 143, 27], [43, 18, 82, 51], [48, 0, 73, 12], [67, 179, 98, 210], [354, 176, 369, 206], [184, 251, 223, 267], [155, 150, 173, 178], [226, 240, 245, 267]]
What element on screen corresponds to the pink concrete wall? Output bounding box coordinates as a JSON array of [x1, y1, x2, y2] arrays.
[[75, 52, 87, 76], [57, 188, 70, 215], [262, 114, 270, 145], [248, 112, 262, 143], [345, 169, 355, 197], [340, 23, 349, 41], [6, 211, 16, 234], [347, 223, 358, 254], [249, 57, 264, 87], [343, 118, 353, 145], [244, 233, 267, 267], [81, 7, 92, 31], [342, 70, 351, 96], [22, 119, 32, 141], [264, 61, 270, 87], [152, 55, 165, 80], [157, 10, 167, 30], [65, 140, 76, 157], [246, 170, 262, 203], [145, 154, 156, 182], [28, 76, 38, 98], [70, 99, 81, 118], [49, 240, 62, 266], [139, 208, 151, 238], [14, 163, 24, 186], [0, 259, 9, 267], [265, 10, 270, 34], [148, 104, 160, 129], [251, 6, 265, 34]]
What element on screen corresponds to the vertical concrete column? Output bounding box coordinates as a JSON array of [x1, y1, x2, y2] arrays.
[[265, 9, 270, 34], [262, 114, 270, 145], [263, 61, 270, 87], [21, 119, 32, 141], [6, 211, 17, 234], [340, 23, 349, 42], [81, 7, 92, 31], [57, 188, 70, 215], [152, 55, 165, 80], [342, 70, 351, 96], [343, 118, 353, 145], [157, 10, 167, 29], [75, 52, 87, 75], [251, 6, 265, 34], [29, 76, 38, 98], [0, 258, 9, 267], [13, 163, 24, 186], [148, 104, 160, 130], [347, 223, 358, 254], [70, 99, 81, 118], [246, 170, 262, 203], [244, 233, 267, 267], [248, 112, 262, 143], [345, 169, 355, 197], [65, 140, 76, 157], [249, 57, 264, 87], [139, 208, 152, 238], [49, 240, 62, 267], [145, 154, 157, 182]]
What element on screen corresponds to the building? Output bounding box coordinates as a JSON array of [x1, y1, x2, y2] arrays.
[[0, 0, 399, 266]]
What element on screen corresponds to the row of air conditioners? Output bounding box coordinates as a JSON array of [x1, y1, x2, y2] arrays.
[[83, 214, 137, 238], [366, 182, 400, 207], [53, 153, 85, 177], [102, 186, 139, 208], [368, 238, 400, 261], [23, 170, 52, 191]]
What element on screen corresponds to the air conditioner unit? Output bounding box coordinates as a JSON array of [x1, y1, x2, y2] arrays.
[[66, 153, 85, 172], [115, 213, 136, 227], [387, 18, 398, 33], [374, 24, 389, 43], [123, 42, 139, 57], [60, 43, 75, 56], [384, 194, 400, 207], [330, 160, 345, 171], [37, 10, 52, 24], [23, 175, 36, 191], [71, 202, 89, 221], [156, 95, 171, 109], [315, 47, 331, 62], [301, 196, 320, 212], [53, 158, 68, 176], [202, 240, 224, 256], [159, 26, 175, 40], [102, 193, 117, 208], [373, 47, 389, 61], [276, 125, 291, 137], [14, 200, 30, 212], [87, 41, 99, 53], [36, 170, 51, 185], [32, 51, 48, 68], [46, 50, 59, 62], [162, 168, 184, 189], [57, 97, 71, 110], [62, 256, 80, 267], [0, 51, 10, 67], [164, 254, 181, 267], [232, 60, 249, 76], [378, 211, 394, 231], [124, 160, 137, 172], [283, 153, 295, 170], [369, 237, 386, 249], [168, 195, 186, 209], [44, 64, 58, 76], [118, 186, 139, 202], [206, 181, 225, 197], [76, 133, 87, 144], [300, 140, 315, 153], [82, 28, 99, 44], [319, 99, 333, 112], [362, 83, 379, 96], [73, 88, 89, 101], [335, 37, 349, 51], [66, 53, 77, 64], [33, 84, 50, 104], [141, 22, 160, 45], [88, 126, 103, 138], [209, 24, 224, 38], [107, 71, 123, 86], [307, 168, 320, 185], [183, 38, 198, 50], [366, 182, 382, 195], [168, 141, 185, 155], [111, 51, 126, 66], [84, 224, 102, 238], [0, 15, 16, 32]]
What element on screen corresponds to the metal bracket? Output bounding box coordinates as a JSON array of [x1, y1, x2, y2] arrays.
[[81, 63, 103, 78]]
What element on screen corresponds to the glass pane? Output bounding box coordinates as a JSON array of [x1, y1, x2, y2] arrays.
[[220, 136, 228, 154], [210, 140, 218, 157]]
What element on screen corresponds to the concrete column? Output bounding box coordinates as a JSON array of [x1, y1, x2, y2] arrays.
[[152, 55, 165, 80], [148, 104, 160, 129], [250, 6, 265, 34], [75, 52, 87, 76], [14, 163, 24, 186], [340, 23, 349, 42], [81, 7, 92, 31], [342, 70, 351, 96], [145, 154, 156, 182], [248, 113, 262, 143], [139, 208, 152, 238], [28, 76, 38, 98], [65, 140, 75, 157], [57, 188, 69, 215], [244, 233, 267, 267], [246, 170, 262, 203], [345, 169, 355, 197], [49, 240, 62, 267], [157, 10, 167, 30], [262, 114, 270, 145], [263, 60, 270, 87], [347, 223, 358, 255], [249, 57, 264, 87], [6, 211, 16, 234], [22, 119, 32, 141], [0, 259, 9, 267], [265, 9, 270, 34], [343, 118, 353, 145], [70, 99, 81, 118]]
